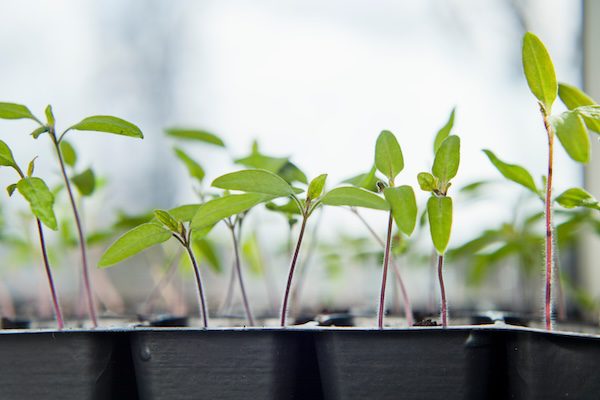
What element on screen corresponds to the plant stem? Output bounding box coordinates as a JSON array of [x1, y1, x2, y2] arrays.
[[351, 208, 413, 326], [51, 135, 97, 327], [228, 225, 255, 326], [184, 243, 209, 328], [543, 114, 554, 331], [280, 215, 308, 327], [437, 254, 447, 327], [36, 218, 64, 330], [377, 212, 394, 329]]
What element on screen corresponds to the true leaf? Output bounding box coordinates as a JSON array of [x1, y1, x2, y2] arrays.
[[321, 186, 389, 210], [0, 103, 36, 120], [60, 140, 77, 167], [70, 116, 143, 138], [191, 193, 275, 231], [31, 126, 49, 139], [26, 157, 36, 177], [71, 168, 96, 196], [307, 174, 327, 200], [427, 196, 453, 255], [98, 223, 172, 267], [45, 105, 55, 126], [433, 108, 456, 154], [6, 184, 17, 197], [169, 204, 201, 222], [432, 135, 460, 184], [375, 130, 404, 181], [482, 150, 538, 194], [0, 140, 19, 170], [277, 161, 308, 184], [522, 32, 557, 112], [153, 209, 180, 232], [212, 169, 300, 197], [550, 111, 590, 163], [17, 177, 57, 230], [558, 83, 600, 133], [555, 188, 600, 210], [174, 147, 205, 182], [384, 185, 417, 235], [165, 128, 224, 147], [265, 199, 303, 215], [344, 165, 379, 192], [574, 105, 600, 120], [417, 172, 436, 192]]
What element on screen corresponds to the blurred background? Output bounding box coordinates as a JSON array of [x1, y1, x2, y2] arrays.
[[0, 0, 598, 325]]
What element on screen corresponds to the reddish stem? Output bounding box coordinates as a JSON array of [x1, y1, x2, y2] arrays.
[[280, 215, 308, 327], [543, 114, 554, 331], [52, 135, 98, 327], [377, 212, 394, 329], [36, 219, 64, 330], [185, 244, 209, 327], [437, 254, 447, 327]]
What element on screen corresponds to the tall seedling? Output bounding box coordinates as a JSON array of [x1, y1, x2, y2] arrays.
[[418, 134, 460, 327], [371, 131, 417, 328], [211, 169, 327, 326], [0, 103, 143, 327], [0, 140, 63, 328]]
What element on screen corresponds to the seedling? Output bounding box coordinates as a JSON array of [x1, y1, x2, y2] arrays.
[[99, 193, 274, 327], [0, 102, 143, 327], [418, 128, 460, 327], [483, 32, 600, 330], [0, 140, 63, 329]]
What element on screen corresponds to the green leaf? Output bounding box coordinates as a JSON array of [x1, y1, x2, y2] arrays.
[[44, 105, 55, 126], [60, 140, 77, 167], [384, 185, 417, 236], [16, 177, 57, 230], [343, 165, 379, 192], [417, 172, 436, 192], [321, 186, 389, 210], [69, 116, 143, 139], [522, 32, 558, 112], [265, 199, 303, 215], [26, 157, 36, 177], [427, 196, 453, 254], [0, 140, 19, 170], [277, 161, 308, 184], [194, 238, 222, 273], [432, 135, 460, 184], [550, 111, 590, 163], [0, 103, 36, 120], [174, 147, 205, 182], [433, 108, 456, 154], [168, 204, 201, 222], [31, 126, 49, 139], [191, 193, 275, 231], [98, 223, 172, 267], [555, 188, 600, 210], [574, 105, 600, 120], [165, 128, 224, 147], [235, 152, 288, 174], [6, 184, 17, 197], [212, 169, 300, 197], [558, 83, 600, 133], [375, 130, 404, 181], [153, 209, 180, 232], [482, 150, 538, 194], [71, 168, 96, 196], [307, 174, 327, 200]]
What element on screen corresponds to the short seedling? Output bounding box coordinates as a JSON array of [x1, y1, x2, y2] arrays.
[[0, 140, 63, 329], [418, 129, 460, 327], [0, 102, 143, 327]]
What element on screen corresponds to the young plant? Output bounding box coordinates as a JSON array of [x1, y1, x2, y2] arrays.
[[483, 33, 600, 330], [418, 134, 460, 327], [211, 169, 327, 326], [0, 102, 143, 327], [99, 193, 273, 327], [0, 140, 64, 329]]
